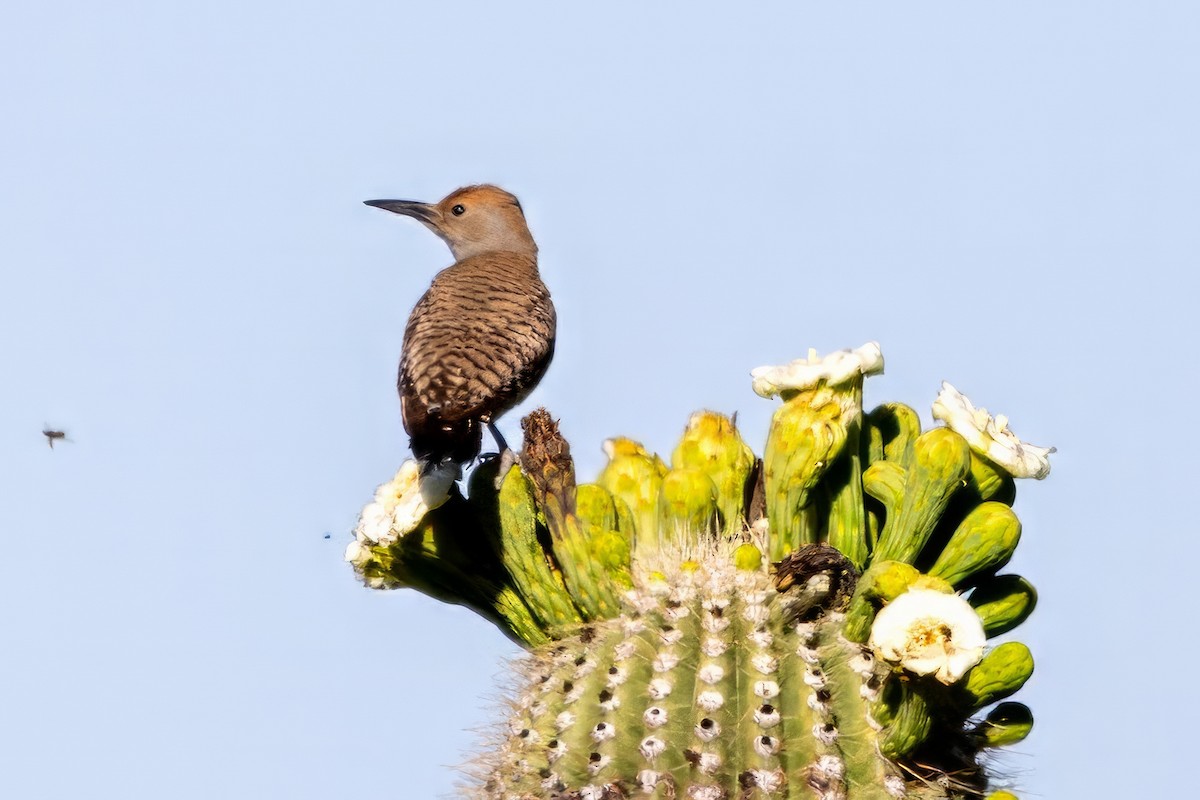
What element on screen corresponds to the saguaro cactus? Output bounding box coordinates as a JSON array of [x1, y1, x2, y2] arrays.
[[346, 343, 1051, 799]]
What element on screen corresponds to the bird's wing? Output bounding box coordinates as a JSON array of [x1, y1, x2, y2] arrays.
[[399, 260, 554, 428]]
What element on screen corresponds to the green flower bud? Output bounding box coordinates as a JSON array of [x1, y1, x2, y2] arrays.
[[875, 679, 933, 759], [733, 542, 763, 571], [928, 502, 1021, 587], [576, 483, 618, 533], [589, 530, 630, 576], [970, 575, 1038, 637], [863, 460, 906, 508], [560, 514, 629, 619], [973, 702, 1034, 747], [866, 402, 921, 467], [873, 428, 971, 564], [967, 450, 1016, 505], [658, 467, 719, 543], [964, 642, 1034, 710], [496, 465, 583, 632], [576, 484, 633, 592], [598, 437, 666, 550], [671, 411, 755, 535], [862, 561, 924, 601]]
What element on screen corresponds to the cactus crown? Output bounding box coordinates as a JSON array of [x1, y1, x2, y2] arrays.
[[347, 343, 1046, 800]]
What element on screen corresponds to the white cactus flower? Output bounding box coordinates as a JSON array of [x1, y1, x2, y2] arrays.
[[869, 588, 985, 685], [351, 460, 458, 547], [751, 342, 884, 398], [932, 381, 1055, 479], [343, 539, 371, 568]]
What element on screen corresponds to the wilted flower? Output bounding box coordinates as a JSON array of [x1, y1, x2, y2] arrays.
[[751, 342, 884, 398], [351, 460, 457, 547], [869, 587, 985, 685], [932, 382, 1055, 479]]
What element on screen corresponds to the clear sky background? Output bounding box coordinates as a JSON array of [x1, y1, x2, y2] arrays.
[[2, 2, 1196, 798]]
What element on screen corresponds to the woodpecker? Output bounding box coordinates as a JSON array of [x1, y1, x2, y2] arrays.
[[366, 185, 555, 466]]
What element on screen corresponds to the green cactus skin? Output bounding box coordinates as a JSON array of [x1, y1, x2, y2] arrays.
[[350, 368, 1046, 799], [491, 563, 908, 800], [599, 438, 668, 561]]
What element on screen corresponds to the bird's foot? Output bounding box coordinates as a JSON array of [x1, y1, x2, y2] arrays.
[[486, 421, 510, 453]]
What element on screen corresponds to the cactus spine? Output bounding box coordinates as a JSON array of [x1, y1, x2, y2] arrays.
[[347, 344, 1049, 799]]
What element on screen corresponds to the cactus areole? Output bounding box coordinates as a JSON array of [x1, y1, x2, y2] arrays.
[[347, 343, 1048, 800]]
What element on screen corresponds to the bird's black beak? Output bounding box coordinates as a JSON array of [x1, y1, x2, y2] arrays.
[[364, 199, 438, 223]]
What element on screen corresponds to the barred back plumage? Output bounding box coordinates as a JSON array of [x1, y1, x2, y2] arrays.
[[400, 251, 555, 463], [366, 185, 555, 465]]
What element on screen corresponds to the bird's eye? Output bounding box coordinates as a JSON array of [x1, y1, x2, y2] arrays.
[[451, 204, 466, 216]]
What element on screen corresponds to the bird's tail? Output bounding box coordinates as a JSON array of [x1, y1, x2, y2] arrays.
[[409, 416, 483, 466]]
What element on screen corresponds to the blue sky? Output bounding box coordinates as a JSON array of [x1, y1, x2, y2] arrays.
[[2, 2, 1197, 797]]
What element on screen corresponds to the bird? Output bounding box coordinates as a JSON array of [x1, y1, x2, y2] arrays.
[[42, 428, 67, 448], [365, 185, 556, 467]]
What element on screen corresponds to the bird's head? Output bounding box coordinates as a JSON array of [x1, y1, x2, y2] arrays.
[[365, 185, 537, 261]]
